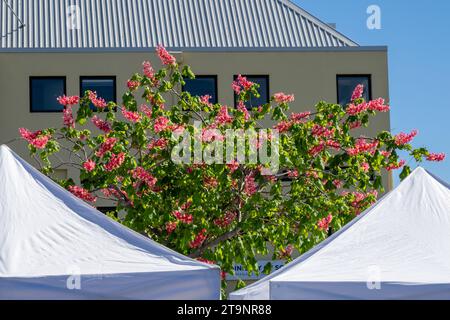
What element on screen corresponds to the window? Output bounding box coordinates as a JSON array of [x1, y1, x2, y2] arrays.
[[337, 75, 372, 106], [182, 75, 218, 104], [234, 75, 269, 109], [80, 76, 116, 109], [30, 77, 66, 112]]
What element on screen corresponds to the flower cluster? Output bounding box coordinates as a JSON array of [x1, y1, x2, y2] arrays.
[[156, 45, 176, 66], [173, 210, 193, 224], [83, 159, 96, 172], [104, 152, 125, 171], [426, 153, 446, 162], [68, 185, 97, 203], [273, 112, 311, 133], [19, 128, 50, 149], [91, 116, 112, 133], [142, 61, 155, 79], [311, 124, 335, 138], [227, 160, 240, 173], [154, 116, 170, 133], [273, 92, 295, 104], [351, 84, 364, 101], [95, 137, 117, 158], [63, 106, 75, 128], [214, 212, 237, 228], [232, 75, 254, 94], [394, 130, 418, 146], [317, 214, 333, 231], [148, 138, 168, 150], [244, 173, 258, 196], [57, 95, 79, 106], [204, 176, 219, 188], [189, 229, 207, 249], [127, 80, 140, 91], [131, 167, 157, 188], [386, 160, 406, 171], [200, 95, 213, 106], [237, 101, 250, 121], [347, 138, 379, 156], [88, 91, 107, 109], [215, 106, 233, 125], [166, 221, 178, 234], [121, 108, 142, 123], [139, 104, 152, 118], [287, 170, 299, 178]]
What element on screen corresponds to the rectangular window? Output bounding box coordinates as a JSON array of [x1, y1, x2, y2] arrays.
[[30, 76, 66, 112], [80, 76, 116, 109], [234, 75, 269, 109], [337, 75, 372, 106], [182, 75, 218, 104]]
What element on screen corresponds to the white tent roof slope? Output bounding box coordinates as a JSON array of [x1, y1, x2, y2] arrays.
[[0, 145, 220, 300], [230, 167, 450, 300]]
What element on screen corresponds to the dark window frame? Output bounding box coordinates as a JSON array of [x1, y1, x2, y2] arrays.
[[233, 74, 270, 109], [29, 76, 67, 113], [336, 74, 372, 105], [79, 75, 117, 103], [182, 75, 218, 104]]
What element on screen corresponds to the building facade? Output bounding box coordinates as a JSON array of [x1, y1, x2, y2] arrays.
[[0, 0, 392, 193]]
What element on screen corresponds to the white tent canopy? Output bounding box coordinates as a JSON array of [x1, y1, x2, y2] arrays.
[[0, 145, 220, 300], [230, 167, 450, 300]]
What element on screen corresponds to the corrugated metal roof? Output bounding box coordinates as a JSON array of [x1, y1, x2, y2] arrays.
[[0, 0, 358, 50]]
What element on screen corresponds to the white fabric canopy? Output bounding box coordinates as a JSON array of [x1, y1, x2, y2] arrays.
[[0, 145, 220, 300], [230, 167, 450, 300]]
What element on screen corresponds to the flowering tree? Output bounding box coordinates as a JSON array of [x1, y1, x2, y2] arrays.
[[19, 46, 445, 288]]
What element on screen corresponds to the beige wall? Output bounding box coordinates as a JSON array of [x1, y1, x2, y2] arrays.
[[0, 49, 391, 190]]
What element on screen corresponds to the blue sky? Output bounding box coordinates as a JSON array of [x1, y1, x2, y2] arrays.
[[293, 0, 450, 184]]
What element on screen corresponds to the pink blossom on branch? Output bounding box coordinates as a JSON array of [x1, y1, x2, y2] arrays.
[[317, 214, 333, 231], [63, 106, 75, 128], [154, 116, 170, 133], [273, 92, 295, 104], [368, 98, 390, 112], [346, 102, 369, 116], [131, 166, 157, 188], [426, 153, 446, 162], [173, 211, 193, 224], [394, 130, 418, 146], [88, 91, 107, 109], [142, 61, 155, 79], [156, 45, 176, 66], [215, 106, 233, 125], [237, 101, 250, 121], [18, 128, 50, 149], [57, 95, 79, 106], [244, 173, 258, 196], [91, 116, 112, 133], [351, 84, 364, 101], [127, 80, 140, 91], [166, 221, 178, 234], [139, 104, 153, 118], [95, 137, 117, 158], [83, 159, 96, 172], [189, 229, 207, 249], [104, 152, 126, 171], [68, 185, 97, 203], [121, 108, 142, 123], [232, 75, 254, 94], [214, 212, 237, 228], [386, 160, 406, 171]]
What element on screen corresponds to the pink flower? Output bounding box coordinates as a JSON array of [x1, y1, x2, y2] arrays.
[[290, 111, 311, 122], [244, 173, 258, 196], [202, 128, 224, 142], [166, 221, 178, 234], [200, 95, 213, 106], [214, 212, 237, 228], [351, 84, 364, 101], [63, 106, 75, 128], [142, 61, 155, 79], [426, 153, 446, 162], [148, 138, 168, 150], [131, 167, 157, 188], [19, 128, 50, 149], [68, 185, 97, 203], [95, 137, 117, 158], [189, 229, 207, 249], [156, 45, 176, 66], [83, 159, 96, 172], [104, 152, 126, 171], [386, 160, 406, 171], [215, 106, 233, 125], [349, 121, 362, 129], [317, 214, 333, 231], [127, 80, 140, 91], [181, 201, 192, 211], [227, 160, 240, 173], [273, 121, 292, 133], [57, 95, 79, 106], [88, 91, 107, 109], [346, 102, 369, 116], [288, 170, 299, 178], [347, 138, 379, 156], [312, 124, 335, 138], [326, 140, 341, 150], [232, 75, 254, 94], [308, 142, 326, 157], [394, 130, 418, 146], [333, 179, 343, 188], [273, 92, 295, 104], [139, 104, 153, 118], [368, 98, 390, 112], [154, 116, 170, 133], [361, 162, 370, 172], [91, 116, 112, 133], [237, 101, 250, 121], [121, 108, 141, 122], [173, 210, 193, 224], [381, 150, 391, 157]]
